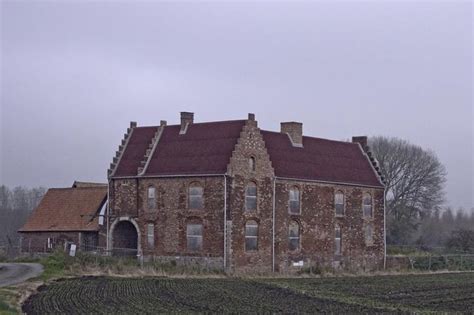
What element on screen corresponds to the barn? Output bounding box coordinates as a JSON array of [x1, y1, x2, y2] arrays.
[[19, 182, 107, 253]]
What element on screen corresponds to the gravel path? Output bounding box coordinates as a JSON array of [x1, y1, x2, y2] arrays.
[[0, 263, 43, 287]]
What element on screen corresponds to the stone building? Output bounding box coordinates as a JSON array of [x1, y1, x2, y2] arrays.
[[107, 112, 385, 272], [19, 182, 108, 253]]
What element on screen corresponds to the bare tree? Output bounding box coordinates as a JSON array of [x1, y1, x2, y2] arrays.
[[370, 136, 447, 244]]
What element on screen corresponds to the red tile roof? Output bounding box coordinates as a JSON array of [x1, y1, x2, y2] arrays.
[[19, 187, 107, 232], [261, 130, 383, 187], [114, 126, 158, 177], [145, 120, 246, 175], [111, 119, 382, 187]]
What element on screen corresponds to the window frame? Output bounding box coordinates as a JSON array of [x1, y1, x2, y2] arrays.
[[335, 191, 345, 217], [249, 156, 256, 172], [186, 223, 203, 252], [147, 186, 157, 210], [362, 193, 373, 218], [245, 182, 257, 212], [288, 186, 301, 215], [188, 182, 204, 210], [365, 223, 374, 244], [335, 225, 342, 255], [147, 223, 155, 248], [245, 220, 258, 251], [288, 220, 300, 251]]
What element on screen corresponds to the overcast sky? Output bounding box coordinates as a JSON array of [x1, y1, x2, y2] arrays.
[[1, 1, 472, 211]]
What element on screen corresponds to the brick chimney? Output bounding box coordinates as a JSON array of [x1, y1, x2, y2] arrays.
[[352, 136, 368, 151], [180, 112, 194, 134], [281, 122, 303, 147]]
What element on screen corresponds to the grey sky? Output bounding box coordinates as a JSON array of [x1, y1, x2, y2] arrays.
[[1, 1, 472, 211]]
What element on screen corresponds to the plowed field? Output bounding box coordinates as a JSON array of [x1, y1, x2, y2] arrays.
[[23, 272, 474, 314]]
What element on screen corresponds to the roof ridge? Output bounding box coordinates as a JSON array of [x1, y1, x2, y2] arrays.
[[49, 187, 107, 191], [261, 129, 356, 145]]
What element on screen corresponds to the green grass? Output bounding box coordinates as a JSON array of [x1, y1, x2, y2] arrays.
[[0, 288, 18, 315]]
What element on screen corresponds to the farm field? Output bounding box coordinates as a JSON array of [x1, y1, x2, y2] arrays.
[[22, 272, 474, 314]]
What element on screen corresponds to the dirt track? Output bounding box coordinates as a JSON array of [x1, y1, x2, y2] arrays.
[[0, 263, 43, 287]]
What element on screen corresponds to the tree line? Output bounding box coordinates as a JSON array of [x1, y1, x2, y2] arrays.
[[371, 136, 473, 252], [0, 185, 46, 247]]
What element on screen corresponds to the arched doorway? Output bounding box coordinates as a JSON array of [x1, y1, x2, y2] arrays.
[[111, 220, 138, 256]]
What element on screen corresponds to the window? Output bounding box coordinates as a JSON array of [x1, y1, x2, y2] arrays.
[[147, 186, 156, 210], [186, 224, 203, 251], [335, 225, 342, 255], [249, 157, 256, 172], [335, 191, 344, 216], [189, 183, 203, 209], [365, 224, 373, 243], [289, 187, 300, 214], [245, 182, 257, 211], [47, 237, 54, 249], [289, 221, 300, 251], [363, 193, 373, 218], [245, 220, 258, 251], [147, 224, 155, 248]]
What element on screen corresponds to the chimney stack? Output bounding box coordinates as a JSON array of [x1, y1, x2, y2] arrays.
[[180, 112, 194, 134], [281, 122, 303, 147], [352, 136, 368, 151]]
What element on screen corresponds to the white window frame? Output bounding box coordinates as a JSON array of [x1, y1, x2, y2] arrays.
[[147, 186, 156, 210], [186, 223, 203, 252], [288, 187, 301, 215], [245, 221, 258, 251], [245, 182, 257, 211], [335, 226, 342, 255], [363, 193, 373, 218], [288, 221, 300, 251], [188, 183, 204, 209], [335, 191, 345, 216]]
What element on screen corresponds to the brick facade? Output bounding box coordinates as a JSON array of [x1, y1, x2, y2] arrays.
[[108, 113, 385, 273]]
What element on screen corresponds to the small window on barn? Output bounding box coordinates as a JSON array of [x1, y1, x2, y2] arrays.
[[186, 223, 203, 251], [189, 183, 204, 209], [249, 156, 256, 172], [289, 220, 300, 251], [245, 220, 258, 251], [147, 223, 155, 248], [245, 182, 257, 211], [335, 191, 345, 216], [363, 193, 373, 218], [47, 237, 54, 249], [335, 225, 342, 255], [365, 224, 373, 244], [289, 187, 300, 214], [147, 186, 156, 210]]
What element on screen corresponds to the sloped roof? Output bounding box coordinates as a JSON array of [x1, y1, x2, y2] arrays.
[[145, 120, 246, 175], [114, 126, 158, 177], [261, 131, 383, 187], [19, 187, 107, 232], [111, 118, 382, 188]]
